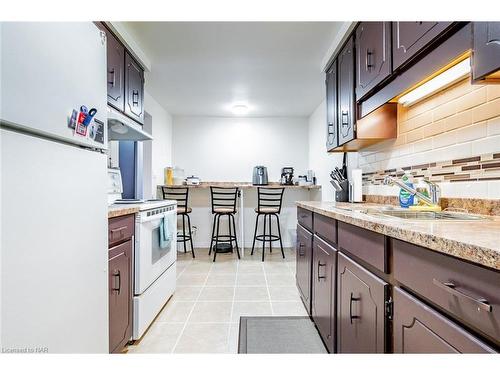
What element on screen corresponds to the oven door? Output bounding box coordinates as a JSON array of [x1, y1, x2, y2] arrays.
[[135, 208, 177, 295]]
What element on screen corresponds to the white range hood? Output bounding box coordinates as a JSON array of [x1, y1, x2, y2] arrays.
[[107, 106, 153, 141]]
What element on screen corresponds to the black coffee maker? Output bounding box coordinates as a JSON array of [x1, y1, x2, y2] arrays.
[[280, 167, 294, 185]]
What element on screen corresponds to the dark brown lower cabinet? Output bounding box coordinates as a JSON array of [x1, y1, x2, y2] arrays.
[[312, 235, 336, 353], [109, 239, 133, 353], [337, 252, 388, 353], [108, 215, 134, 354], [393, 287, 496, 353], [296, 224, 313, 315]]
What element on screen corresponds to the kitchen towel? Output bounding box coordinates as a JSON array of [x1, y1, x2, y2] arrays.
[[159, 215, 172, 249]]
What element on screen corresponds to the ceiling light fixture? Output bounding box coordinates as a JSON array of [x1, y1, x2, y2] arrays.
[[398, 57, 471, 107], [231, 104, 249, 116]]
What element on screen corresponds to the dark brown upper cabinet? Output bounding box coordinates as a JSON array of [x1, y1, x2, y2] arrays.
[[337, 36, 356, 147], [296, 224, 313, 315], [325, 61, 338, 151], [105, 30, 125, 112], [125, 52, 145, 124], [393, 287, 495, 353], [337, 252, 388, 353], [392, 22, 454, 70], [312, 235, 336, 353], [355, 22, 392, 100], [472, 22, 500, 82]]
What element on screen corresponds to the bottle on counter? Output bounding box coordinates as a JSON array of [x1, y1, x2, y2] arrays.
[[415, 178, 430, 206], [164, 167, 174, 185], [399, 171, 414, 208]]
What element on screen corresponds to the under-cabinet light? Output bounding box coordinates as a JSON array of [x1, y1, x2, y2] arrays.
[[398, 57, 471, 107]]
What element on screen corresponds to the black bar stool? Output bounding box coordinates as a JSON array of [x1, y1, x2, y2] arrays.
[[161, 186, 195, 258], [209, 187, 240, 262], [251, 187, 285, 262]]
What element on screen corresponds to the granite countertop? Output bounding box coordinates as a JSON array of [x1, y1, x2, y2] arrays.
[[158, 182, 321, 190], [296, 201, 500, 271], [108, 204, 141, 218]]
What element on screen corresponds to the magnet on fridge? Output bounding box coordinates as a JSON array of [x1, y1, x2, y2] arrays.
[[83, 108, 97, 126], [75, 121, 87, 137], [88, 121, 96, 139], [92, 119, 105, 144], [68, 109, 78, 129]]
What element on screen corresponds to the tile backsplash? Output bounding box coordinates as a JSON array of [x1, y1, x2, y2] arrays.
[[359, 77, 500, 200]]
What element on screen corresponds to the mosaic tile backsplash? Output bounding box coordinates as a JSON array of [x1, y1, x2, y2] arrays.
[[363, 152, 500, 185], [357, 77, 500, 201]]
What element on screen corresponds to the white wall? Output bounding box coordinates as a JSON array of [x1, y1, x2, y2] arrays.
[[145, 90, 173, 198], [171, 115, 313, 250], [307, 100, 345, 201], [172, 116, 309, 182]]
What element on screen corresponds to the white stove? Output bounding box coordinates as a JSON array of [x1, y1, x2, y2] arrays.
[[107, 168, 177, 340]]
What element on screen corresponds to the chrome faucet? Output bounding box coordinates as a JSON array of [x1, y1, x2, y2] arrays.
[[383, 176, 441, 206]]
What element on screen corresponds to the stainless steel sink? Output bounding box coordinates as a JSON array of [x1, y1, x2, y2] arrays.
[[361, 208, 490, 221]]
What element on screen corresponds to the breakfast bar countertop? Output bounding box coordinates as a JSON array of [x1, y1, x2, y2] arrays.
[[157, 182, 321, 190], [296, 201, 500, 271]]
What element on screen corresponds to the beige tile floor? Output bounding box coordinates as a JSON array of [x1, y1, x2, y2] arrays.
[[127, 247, 307, 354]]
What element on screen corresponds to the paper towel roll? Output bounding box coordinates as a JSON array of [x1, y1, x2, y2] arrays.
[[351, 169, 363, 202]]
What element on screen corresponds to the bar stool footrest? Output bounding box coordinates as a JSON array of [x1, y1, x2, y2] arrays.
[[177, 234, 193, 243], [255, 234, 281, 242]]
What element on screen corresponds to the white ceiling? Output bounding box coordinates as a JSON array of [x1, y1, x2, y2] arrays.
[[122, 22, 343, 117]]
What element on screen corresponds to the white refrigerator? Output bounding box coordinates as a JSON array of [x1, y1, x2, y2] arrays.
[[1, 22, 109, 353]]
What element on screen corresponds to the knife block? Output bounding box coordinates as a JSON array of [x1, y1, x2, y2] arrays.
[[335, 180, 350, 202]]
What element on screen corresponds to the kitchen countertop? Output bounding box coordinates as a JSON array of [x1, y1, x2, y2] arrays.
[[296, 201, 500, 271], [158, 182, 321, 189], [108, 204, 141, 218]]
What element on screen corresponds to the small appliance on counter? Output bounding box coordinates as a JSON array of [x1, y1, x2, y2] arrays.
[[306, 170, 316, 185], [252, 166, 269, 185], [298, 175, 308, 186], [185, 175, 201, 185], [280, 167, 294, 185]]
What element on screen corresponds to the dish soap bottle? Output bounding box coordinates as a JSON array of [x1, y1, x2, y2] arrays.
[[399, 172, 414, 208]]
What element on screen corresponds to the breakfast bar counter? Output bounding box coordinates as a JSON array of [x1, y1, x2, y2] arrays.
[[157, 182, 321, 190], [157, 183, 321, 255]]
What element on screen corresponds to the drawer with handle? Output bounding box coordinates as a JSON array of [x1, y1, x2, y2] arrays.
[[108, 214, 135, 247], [393, 239, 500, 346], [338, 221, 387, 273], [297, 207, 313, 232], [314, 213, 337, 245]]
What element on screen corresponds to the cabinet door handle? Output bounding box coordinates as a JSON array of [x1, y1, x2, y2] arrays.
[[108, 68, 116, 86], [341, 111, 349, 126], [110, 226, 127, 238], [132, 90, 139, 105], [317, 261, 327, 281], [349, 292, 361, 324], [112, 270, 121, 295], [432, 279, 492, 312], [297, 243, 305, 257], [366, 49, 374, 71]]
